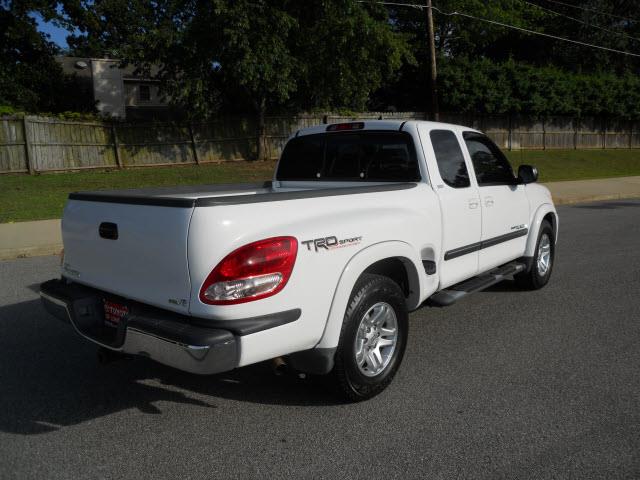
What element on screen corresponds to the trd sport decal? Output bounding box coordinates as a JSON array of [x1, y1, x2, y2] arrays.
[[302, 236, 363, 252]]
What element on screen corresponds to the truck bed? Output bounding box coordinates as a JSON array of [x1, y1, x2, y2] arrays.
[[61, 180, 418, 315], [68, 181, 417, 207]]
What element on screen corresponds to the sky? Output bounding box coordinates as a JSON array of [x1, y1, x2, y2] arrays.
[[31, 13, 79, 50]]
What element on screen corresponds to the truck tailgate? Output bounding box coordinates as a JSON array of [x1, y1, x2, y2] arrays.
[[61, 199, 194, 314]]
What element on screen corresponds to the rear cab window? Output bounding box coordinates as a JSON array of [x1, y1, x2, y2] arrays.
[[277, 132, 421, 182]]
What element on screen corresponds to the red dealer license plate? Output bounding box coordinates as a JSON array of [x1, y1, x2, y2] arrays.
[[103, 299, 129, 327]]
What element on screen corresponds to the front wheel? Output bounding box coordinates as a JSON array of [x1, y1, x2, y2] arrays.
[[515, 220, 555, 290], [331, 274, 408, 402]]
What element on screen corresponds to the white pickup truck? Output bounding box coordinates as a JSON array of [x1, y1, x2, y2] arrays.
[[41, 120, 558, 401]]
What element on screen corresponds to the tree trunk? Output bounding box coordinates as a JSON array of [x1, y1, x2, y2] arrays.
[[256, 98, 266, 161]]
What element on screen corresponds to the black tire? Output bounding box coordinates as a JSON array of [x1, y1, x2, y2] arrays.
[[515, 219, 555, 290], [331, 273, 408, 402]]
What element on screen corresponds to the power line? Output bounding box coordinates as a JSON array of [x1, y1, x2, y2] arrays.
[[540, 0, 640, 24], [521, 0, 640, 43], [433, 6, 640, 57], [358, 1, 423, 9], [359, 1, 640, 58]]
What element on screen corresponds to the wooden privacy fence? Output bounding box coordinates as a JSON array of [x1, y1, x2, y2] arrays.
[[1, 113, 639, 174]]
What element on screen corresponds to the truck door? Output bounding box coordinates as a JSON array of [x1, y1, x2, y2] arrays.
[[461, 132, 530, 272], [420, 127, 482, 288]]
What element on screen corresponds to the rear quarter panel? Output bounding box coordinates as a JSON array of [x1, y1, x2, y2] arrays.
[[187, 183, 442, 365]]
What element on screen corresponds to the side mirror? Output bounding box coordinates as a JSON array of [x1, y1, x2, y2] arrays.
[[518, 164, 538, 184]]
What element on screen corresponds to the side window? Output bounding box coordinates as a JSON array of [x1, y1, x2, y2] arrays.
[[429, 130, 470, 188], [463, 132, 515, 186]]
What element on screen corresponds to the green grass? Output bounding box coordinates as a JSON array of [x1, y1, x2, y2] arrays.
[[0, 161, 277, 223], [1, 149, 640, 223], [506, 149, 640, 183]]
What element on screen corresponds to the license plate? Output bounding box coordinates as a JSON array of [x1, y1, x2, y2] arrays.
[[103, 299, 129, 327]]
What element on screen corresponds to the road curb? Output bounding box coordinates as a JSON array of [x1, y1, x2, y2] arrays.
[[545, 175, 640, 206], [0, 244, 63, 261], [0, 219, 62, 261], [552, 192, 640, 206]]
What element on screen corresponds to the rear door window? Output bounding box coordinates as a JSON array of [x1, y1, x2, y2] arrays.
[[277, 132, 420, 182], [429, 130, 470, 188]]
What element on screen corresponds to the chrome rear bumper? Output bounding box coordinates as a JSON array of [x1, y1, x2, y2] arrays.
[[40, 280, 237, 375]]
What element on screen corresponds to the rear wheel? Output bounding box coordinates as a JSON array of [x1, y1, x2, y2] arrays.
[[515, 220, 555, 290], [331, 274, 408, 402]]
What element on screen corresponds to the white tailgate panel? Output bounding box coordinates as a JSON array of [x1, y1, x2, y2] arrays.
[[61, 200, 193, 314]]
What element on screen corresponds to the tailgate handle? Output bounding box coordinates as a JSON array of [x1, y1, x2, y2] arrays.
[[99, 222, 118, 240]]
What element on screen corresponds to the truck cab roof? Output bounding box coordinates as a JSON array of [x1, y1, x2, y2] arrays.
[[294, 120, 479, 138]]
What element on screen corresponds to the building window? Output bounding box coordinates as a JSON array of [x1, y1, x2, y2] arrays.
[[139, 85, 151, 102]]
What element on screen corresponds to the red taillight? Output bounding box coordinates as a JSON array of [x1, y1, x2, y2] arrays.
[[326, 122, 365, 132], [199, 236, 298, 305]]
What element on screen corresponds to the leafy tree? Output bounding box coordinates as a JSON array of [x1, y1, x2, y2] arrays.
[[6, 0, 640, 121], [435, 56, 640, 119], [529, 0, 640, 74], [70, 0, 411, 157], [1, 1, 60, 111], [290, 0, 413, 111], [217, 1, 297, 159], [376, 0, 640, 116], [0, 0, 95, 113]]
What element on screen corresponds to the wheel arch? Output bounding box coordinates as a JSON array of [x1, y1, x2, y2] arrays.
[[315, 241, 423, 349], [543, 211, 558, 239], [362, 257, 418, 299], [525, 203, 559, 257]]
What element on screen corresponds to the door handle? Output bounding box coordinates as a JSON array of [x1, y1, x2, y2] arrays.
[[485, 197, 494, 207], [99, 222, 118, 240], [468, 198, 479, 209]]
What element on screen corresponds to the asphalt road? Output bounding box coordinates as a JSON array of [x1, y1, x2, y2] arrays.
[[1, 200, 639, 479]]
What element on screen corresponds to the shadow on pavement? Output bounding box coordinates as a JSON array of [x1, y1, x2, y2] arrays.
[[0, 299, 341, 435]]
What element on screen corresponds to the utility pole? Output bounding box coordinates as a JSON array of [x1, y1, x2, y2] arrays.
[[426, 0, 439, 121]]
